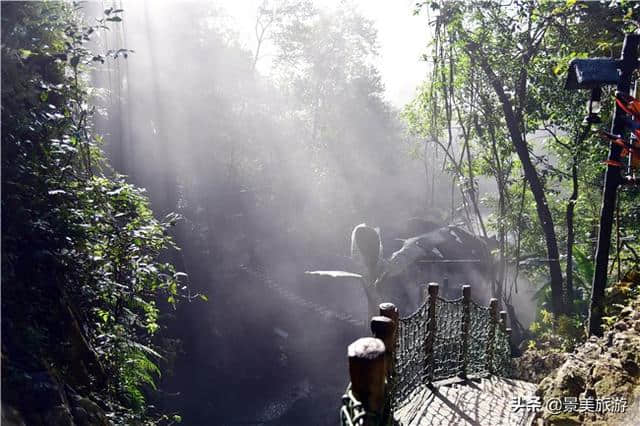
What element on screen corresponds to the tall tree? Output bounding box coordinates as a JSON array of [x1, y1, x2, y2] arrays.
[[412, 0, 576, 314]]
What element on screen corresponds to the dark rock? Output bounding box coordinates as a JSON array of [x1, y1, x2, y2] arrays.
[[43, 405, 74, 426], [606, 331, 615, 347], [620, 306, 633, 317], [622, 358, 639, 376], [70, 396, 109, 426], [560, 370, 586, 395], [1, 403, 27, 426], [614, 321, 629, 331]]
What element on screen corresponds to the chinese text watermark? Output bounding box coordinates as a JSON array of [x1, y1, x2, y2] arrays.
[[511, 396, 627, 414]]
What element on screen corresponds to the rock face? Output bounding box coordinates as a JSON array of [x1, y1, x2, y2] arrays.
[[535, 302, 640, 425], [1, 367, 109, 426], [513, 348, 568, 384]]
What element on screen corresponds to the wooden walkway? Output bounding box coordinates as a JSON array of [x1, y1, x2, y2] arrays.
[[393, 376, 537, 426]]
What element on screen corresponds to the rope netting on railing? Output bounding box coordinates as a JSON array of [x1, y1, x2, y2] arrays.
[[341, 384, 373, 426], [431, 297, 464, 381], [340, 283, 514, 426], [393, 295, 431, 406], [392, 286, 513, 409]]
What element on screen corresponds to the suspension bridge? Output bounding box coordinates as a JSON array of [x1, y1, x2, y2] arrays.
[[340, 283, 537, 426]]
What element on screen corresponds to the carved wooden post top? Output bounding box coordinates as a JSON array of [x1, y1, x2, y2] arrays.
[[379, 302, 398, 322], [348, 337, 385, 361], [371, 316, 394, 344]]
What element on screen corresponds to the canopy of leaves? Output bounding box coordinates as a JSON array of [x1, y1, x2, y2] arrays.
[[405, 0, 640, 336]]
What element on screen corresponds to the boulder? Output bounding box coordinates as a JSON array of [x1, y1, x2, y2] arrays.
[[534, 301, 640, 425]]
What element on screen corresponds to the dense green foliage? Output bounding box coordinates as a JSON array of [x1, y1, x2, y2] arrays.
[[2, 3, 185, 423], [405, 0, 640, 345]]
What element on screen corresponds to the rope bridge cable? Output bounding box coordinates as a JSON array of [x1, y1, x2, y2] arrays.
[[239, 264, 366, 327]]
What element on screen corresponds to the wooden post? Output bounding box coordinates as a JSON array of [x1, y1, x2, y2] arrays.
[[443, 276, 449, 296], [348, 337, 386, 424], [372, 307, 397, 426], [371, 316, 395, 379], [460, 285, 471, 378], [420, 283, 429, 305], [499, 310, 508, 333], [498, 310, 511, 357], [485, 298, 498, 374], [425, 282, 439, 382], [379, 302, 399, 360], [379, 303, 398, 329]]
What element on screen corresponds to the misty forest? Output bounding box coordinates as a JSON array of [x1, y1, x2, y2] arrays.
[[4, 1, 640, 425]]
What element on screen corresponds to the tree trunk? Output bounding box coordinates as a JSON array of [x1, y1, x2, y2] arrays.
[[475, 53, 565, 315], [565, 155, 577, 312]]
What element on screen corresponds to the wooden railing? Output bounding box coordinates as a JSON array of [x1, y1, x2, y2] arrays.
[[340, 282, 513, 426]]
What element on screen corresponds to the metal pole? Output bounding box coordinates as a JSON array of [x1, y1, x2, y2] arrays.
[[588, 33, 640, 336]]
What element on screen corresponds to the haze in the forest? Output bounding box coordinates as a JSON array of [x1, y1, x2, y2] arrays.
[[87, 1, 543, 422], [4, 1, 640, 425], [88, 1, 447, 423]]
